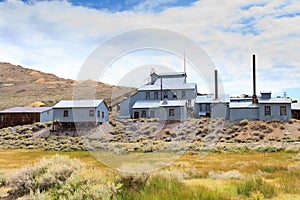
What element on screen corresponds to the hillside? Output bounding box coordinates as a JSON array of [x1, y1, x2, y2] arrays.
[[0, 62, 135, 110]]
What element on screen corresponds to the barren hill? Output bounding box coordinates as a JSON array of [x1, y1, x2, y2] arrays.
[[0, 62, 135, 110]]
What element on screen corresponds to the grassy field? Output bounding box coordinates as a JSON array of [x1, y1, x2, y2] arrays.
[[1, 149, 300, 199]]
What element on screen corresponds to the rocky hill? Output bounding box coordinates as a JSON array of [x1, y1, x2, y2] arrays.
[[0, 62, 135, 110]]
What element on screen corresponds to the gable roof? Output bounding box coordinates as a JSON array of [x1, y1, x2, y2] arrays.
[[0, 107, 52, 113], [53, 100, 105, 108]]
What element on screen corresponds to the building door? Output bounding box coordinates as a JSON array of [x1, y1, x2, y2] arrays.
[[134, 112, 139, 119]]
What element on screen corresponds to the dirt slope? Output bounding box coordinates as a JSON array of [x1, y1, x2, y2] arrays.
[[0, 62, 135, 110]]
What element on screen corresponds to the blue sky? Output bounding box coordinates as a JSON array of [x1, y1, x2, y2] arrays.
[[0, 0, 299, 99]]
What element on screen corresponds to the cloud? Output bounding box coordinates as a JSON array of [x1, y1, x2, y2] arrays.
[[0, 0, 299, 99]]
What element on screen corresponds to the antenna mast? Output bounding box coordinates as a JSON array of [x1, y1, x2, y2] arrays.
[[184, 50, 186, 82]]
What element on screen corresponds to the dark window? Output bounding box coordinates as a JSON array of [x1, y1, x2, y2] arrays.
[[146, 92, 150, 99], [150, 110, 155, 118], [164, 91, 168, 99], [173, 92, 177, 99], [63, 110, 69, 117], [98, 111, 100, 118], [206, 104, 211, 112], [182, 91, 186, 99], [280, 106, 287, 116], [102, 111, 104, 118], [89, 110, 94, 117], [47, 111, 50, 115], [265, 106, 271, 116], [141, 110, 146, 118], [169, 109, 174, 116], [154, 91, 158, 100]]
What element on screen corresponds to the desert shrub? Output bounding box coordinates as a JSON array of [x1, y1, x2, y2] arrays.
[[236, 177, 277, 198], [279, 125, 285, 130], [263, 127, 273, 134], [109, 119, 117, 127], [118, 173, 149, 192], [0, 170, 7, 186], [272, 123, 278, 128], [251, 124, 261, 131], [239, 119, 249, 126], [7, 155, 85, 198]]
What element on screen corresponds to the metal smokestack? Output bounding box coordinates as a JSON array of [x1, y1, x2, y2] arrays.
[[214, 69, 218, 100], [252, 54, 258, 104]]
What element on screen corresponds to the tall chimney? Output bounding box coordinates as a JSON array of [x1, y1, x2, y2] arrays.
[[214, 69, 218, 100], [252, 54, 258, 104]]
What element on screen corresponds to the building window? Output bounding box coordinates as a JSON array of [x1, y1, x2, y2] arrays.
[[141, 110, 146, 118], [102, 111, 104, 118], [280, 106, 287, 116], [89, 110, 94, 117], [150, 110, 155, 118], [154, 91, 158, 100], [97, 111, 100, 118], [163, 91, 168, 99], [63, 110, 69, 117], [169, 109, 174, 116], [265, 106, 271, 116], [146, 92, 150, 99], [47, 111, 50, 115], [1, 115, 4, 122], [182, 91, 186, 99], [173, 92, 177, 99]]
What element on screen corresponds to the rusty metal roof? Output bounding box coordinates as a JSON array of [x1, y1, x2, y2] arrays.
[[0, 107, 52, 113]]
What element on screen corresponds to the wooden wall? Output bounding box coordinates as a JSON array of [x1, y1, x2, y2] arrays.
[[0, 113, 40, 129]]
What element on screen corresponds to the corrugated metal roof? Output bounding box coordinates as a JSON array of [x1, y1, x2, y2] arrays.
[[195, 95, 213, 103], [132, 101, 160, 109], [258, 98, 291, 104], [132, 100, 187, 109], [160, 100, 186, 107], [229, 102, 259, 109], [53, 100, 104, 108], [138, 82, 196, 91], [0, 107, 52, 113], [292, 103, 300, 110]]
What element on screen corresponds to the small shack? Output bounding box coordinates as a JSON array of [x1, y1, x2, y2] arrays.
[[0, 107, 53, 129], [53, 100, 109, 124], [292, 102, 300, 119]]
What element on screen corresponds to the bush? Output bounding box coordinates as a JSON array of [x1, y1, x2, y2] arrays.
[[0, 170, 7, 186], [236, 177, 277, 198], [109, 119, 117, 127], [7, 155, 85, 198], [239, 119, 249, 126]]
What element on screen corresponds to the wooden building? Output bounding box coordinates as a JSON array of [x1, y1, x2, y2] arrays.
[[0, 107, 53, 129]]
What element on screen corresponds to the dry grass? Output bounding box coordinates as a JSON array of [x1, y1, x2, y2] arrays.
[[0, 149, 300, 199]]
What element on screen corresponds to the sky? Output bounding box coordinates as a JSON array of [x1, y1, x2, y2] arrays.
[[0, 0, 299, 99]]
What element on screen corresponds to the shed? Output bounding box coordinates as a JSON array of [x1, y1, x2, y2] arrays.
[[292, 102, 300, 119], [0, 107, 53, 128], [53, 100, 109, 123]]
